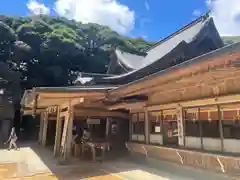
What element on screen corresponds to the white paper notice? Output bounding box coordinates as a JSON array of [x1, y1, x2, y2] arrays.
[[155, 126, 161, 132]]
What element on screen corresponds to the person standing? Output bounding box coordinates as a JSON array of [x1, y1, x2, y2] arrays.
[[4, 127, 19, 150]]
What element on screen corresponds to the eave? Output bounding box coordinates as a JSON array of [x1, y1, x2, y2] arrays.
[[108, 101, 147, 111], [21, 86, 117, 110], [108, 42, 240, 98]]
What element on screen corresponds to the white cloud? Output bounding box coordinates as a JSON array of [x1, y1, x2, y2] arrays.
[[206, 0, 240, 36], [54, 0, 135, 34], [192, 9, 201, 17], [145, 1, 150, 11], [27, 0, 50, 15]]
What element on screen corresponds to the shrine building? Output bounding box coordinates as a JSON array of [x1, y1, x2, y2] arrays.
[[21, 13, 240, 173]]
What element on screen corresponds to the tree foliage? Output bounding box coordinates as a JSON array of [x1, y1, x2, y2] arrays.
[[0, 15, 154, 96], [0, 14, 236, 105]]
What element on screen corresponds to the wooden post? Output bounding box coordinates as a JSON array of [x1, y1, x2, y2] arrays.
[[38, 112, 44, 144], [217, 104, 224, 152], [64, 103, 73, 160], [160, 110, 164, 145], [105, 118, 110, 140], [182, 109, 186, 147], [54, 106, 62, 156], [42, 111, 48, 146], [129, 114, 132, 141], [198, 108, 203, 149], [144, 109, 149, 144], [177, 107, 184, 147]]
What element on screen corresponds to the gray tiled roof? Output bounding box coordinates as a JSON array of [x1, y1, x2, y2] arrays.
[[112, 42, 240, 92], [34, 85, 118, 92], [142, 16, 209, 67], [97, 15, 224, 84], [111, 13, 213, 74], [115, 48, 144, 70]]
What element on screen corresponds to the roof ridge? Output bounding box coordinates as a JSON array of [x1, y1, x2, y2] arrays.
[[146, 11, 211, 52], [115, 48, 144, 57]]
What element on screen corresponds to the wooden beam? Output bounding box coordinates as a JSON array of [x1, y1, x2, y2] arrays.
[[65, 103, 74, 160], [144, 109, 149, 144], [177, 107, 184, 147], [48, 116, 56, 121], [42, 112, 48, 146], [61, 112, 68, 157], [22, 108, 45, 115], [218, 104, 224, 152], [74, 109, 129, 119], [108, 101, 147, 110], [60, 98, 84, 110], [38, 112, 44, 144], [147, 94, 240, 111], [39, 92, 105, 99], [54, 106, 62, 156]]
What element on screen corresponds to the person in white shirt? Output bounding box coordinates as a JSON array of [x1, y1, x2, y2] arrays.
[[5, 127, 19, 150]]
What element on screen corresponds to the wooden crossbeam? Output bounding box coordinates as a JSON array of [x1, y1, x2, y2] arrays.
[[74, 109, 128, 119], [147, 94, 240, 111], [108, 101, 147, 110], [22, 108, 45, 115], [60, 98, 84, 110]]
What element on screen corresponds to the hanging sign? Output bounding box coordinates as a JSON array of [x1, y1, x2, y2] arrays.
[[155, 126, 161, 133], [87, 118, 100, 124]]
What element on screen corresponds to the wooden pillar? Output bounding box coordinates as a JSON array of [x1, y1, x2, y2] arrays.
[[198, 108, 203, 149], [105, 118, 110, 140], [144, 109, 149, 144], [42, 112, 48, 146], [64, 103, 74, 160], [182, 109, 186, 147], [177, 107, 184, 147], [54, 106, 62, 156], [129, 114, 132, 141], [217, 104, 224, 152], [38, 112, 44, 144]]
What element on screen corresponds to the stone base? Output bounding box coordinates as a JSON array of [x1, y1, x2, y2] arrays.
[[126, 142, 240, 176]]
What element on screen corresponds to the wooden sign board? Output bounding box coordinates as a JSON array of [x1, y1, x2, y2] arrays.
[[87, 118, 100, 124]]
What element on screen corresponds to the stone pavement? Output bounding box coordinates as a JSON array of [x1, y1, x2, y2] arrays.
[[0, 146, 53, 179], [0, 143, 238, 180]]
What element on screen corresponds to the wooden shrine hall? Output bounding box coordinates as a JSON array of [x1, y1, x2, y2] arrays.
[[21, 86, 129, 160], [21, 13, 240, 174]]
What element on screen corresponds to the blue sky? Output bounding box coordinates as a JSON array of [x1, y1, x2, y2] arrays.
[[0, 0, 239, 40]]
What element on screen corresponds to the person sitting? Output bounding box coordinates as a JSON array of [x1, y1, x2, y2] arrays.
[[81, 127, 91, 143]]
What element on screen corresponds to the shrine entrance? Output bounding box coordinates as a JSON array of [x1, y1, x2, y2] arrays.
[[162, 109, 179, 147]]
